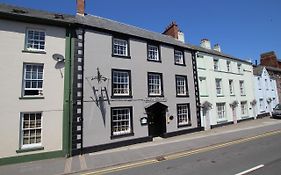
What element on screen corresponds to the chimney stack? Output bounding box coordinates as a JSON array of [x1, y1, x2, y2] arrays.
[[163, 21, 185, 43], [260, 51, 279, 68], [200, 39, 211, 49], [76, 0, 85, 16], [213, 44, 221, 52]]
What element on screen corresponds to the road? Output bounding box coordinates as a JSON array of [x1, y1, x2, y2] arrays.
[[93, 131, 281, 175]]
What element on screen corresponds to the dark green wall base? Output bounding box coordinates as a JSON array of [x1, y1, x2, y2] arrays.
[[162, 127, 204, 138], [0, 150, 65, 166]]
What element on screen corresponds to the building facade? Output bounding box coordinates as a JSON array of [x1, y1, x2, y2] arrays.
[[196, 39, 255, 129], [0, 4, 73, 164], [253, 66, 279, 117], [70, 1, 202, 155]]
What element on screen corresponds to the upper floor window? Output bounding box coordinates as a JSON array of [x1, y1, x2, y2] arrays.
[[240, 80, 245, 95], [215, 78, 223, 95], [176, 75, 188, 97], [112, 69, 131, 97], [174, 50, 185, 65], [259, 98, 264, 112], [237, 63, 242, 74], [227, 61, 231, 72], [258, 77, 261, 89], [199, 77, 208, 96], [177, 103, 191, 127], [265, 79, 268, 90], [113, 38, 129, 57], [229, 79, 234, 95], [147, 45, 160, 61], [148, 72, 163, 96], [23, 64, 44, 96], [25, 29, 45, 51], [20, 112, 42, 149], [214, 59, 219, 71], [111, 107, 133, 137]]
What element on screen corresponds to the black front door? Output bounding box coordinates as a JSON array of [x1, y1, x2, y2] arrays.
[[146, 102, 167, 137]]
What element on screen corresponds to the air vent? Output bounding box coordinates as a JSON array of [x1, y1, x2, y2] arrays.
[[12, 8, 28, 14], [54, 14, 64, 19]]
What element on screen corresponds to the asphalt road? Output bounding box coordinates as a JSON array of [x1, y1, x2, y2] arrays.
[[103, 132, 281, 175]]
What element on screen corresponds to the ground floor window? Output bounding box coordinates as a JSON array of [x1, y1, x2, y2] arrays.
[[20, 112, 42, 149], [216, 103, 226, 121], [111, 107, 133, 137], [241, 101, 248, 117], [177, 103, 191, 127]]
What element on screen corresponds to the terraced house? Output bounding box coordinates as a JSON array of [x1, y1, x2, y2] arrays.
[[71, 0, 202, 155], [196, 39, 255, 129], [0, 4, 74, 164]]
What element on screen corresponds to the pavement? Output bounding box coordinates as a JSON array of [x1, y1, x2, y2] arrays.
[[1, 117, 281, 175]]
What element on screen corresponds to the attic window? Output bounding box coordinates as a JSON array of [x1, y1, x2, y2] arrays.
[[12, 8, 28, 14], [54, 14, 64, 19]]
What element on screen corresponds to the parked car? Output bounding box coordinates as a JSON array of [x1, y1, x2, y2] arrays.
[[272, 104, 281, 119]]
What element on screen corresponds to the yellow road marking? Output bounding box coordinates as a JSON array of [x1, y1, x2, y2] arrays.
[[82, 129, 281, 175]]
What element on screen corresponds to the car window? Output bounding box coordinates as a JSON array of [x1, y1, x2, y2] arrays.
[[274, 104, 281, 110]]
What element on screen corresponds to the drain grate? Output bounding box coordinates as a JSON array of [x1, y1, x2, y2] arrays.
[[155, 156, 166, 161]]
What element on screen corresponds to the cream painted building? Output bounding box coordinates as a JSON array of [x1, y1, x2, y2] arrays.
[[0, 4, 73, 164], [196, 39, 255, 129]]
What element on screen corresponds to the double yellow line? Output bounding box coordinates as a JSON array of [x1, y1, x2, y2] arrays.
[[82, 129, 281, 175]]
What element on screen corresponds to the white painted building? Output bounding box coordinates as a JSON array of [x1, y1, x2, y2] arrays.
[[196, 39, 256, 129], [253, 66, 279, 117]]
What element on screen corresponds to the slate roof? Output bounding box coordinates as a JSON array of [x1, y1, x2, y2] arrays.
[[253, 65, 264, 76], [0, 3, 252, 65]]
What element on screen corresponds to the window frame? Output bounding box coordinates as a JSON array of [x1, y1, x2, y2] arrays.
[[227, 61, 231, 72], [213, 59, 219, 71], [215, 78, 223, 96], [229, 79, 235, 96], [199, 77, 208, 97], [239, 80, 245, 96], [216, 103, 226, 121], [19, 112, 43, 150], [175, 75, 189, 97], [111, 69, 132, 98], [174, 49, 185, 66], [147, 43, 161, 62], [237, 63, 242, 74], [25, 28, 46, 52], [240, 101, 248, 117], [110, 106, 134, 139], [177, 103, 191, 128], [22, 63, 44, 97], [112, 37, 130, 58], [147, 72, 164, 97]]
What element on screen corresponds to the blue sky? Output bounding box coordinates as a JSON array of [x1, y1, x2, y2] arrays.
[[2, 0, 281, 62]]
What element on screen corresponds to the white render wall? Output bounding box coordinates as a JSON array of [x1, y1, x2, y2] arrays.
[[197, 52, 255, 127], [0, 19, 65, 158], [254, 68, 279, 115]]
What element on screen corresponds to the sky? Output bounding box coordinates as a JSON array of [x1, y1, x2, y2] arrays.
[[2, 0, 281, 63]]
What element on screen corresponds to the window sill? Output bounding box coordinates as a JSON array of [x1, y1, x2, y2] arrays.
[[174, 63, 186, 67], [178, 123, 191, 128], [111, 95, 133, 99], [16, 146, 44, 153], [22, 50, 46, 54], [147, 59, 162, 63], [19, 96, 45, 100], [176, 94, 189, 98], [112, 54, 131, 59], [111, 132, 134, 140], [230, 94, 235, 96]]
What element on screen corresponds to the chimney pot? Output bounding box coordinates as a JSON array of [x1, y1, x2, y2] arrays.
[[200, 39, 211, 49], [77, 0, 85, 16]]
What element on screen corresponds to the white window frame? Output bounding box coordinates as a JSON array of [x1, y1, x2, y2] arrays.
[[147, 45, 160, 61], [23, 64, 44, 97], [20, 112, 42, 149], [217, 103, 226, 121], [176, 75, 188, 96], [199, 77, 208, 96], [112, 69, 131, 96], [215, 78, 223, 95], [241, 101, 248, 117], [229, 79, 234, 95], [177, 104, 191, 126], [25, 29, 46, 51], [259, 98, 264, 112], [238, 63, 242, 74], [227, 61, 231, 72], [258, 77, 261, 89], [240, 80, 245, 95], [175, 50, 184, 65], [214, 59, 219, 71], [113, 38, 128, 56], [148, 73, 163, 96], [111, 107, 132, 136]]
